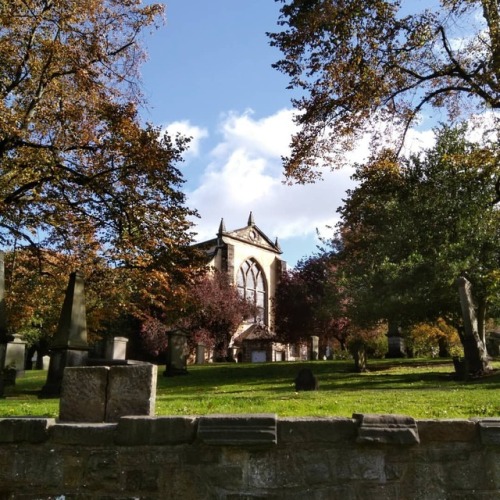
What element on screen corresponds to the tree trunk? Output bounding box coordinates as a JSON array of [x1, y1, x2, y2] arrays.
[[456, 277, 491, 378], [352, 345, 367, 373]]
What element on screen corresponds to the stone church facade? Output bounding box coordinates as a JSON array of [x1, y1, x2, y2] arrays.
[[197, 213, 293, 362]]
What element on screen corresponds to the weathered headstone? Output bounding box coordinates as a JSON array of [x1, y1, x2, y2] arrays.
[[196, 343, 206, 364], [59, 366, 109, 422], [105, 336, 128, 360], [165, 329, 188, 376], [41, 271, 89, 397], [310, 336, 319, 361], [386, 321, 406, 358], [4, 334, 26, 376], [106, 363, 157, 422], [58, 362, 157, 423], [294, 368, 318, 391]]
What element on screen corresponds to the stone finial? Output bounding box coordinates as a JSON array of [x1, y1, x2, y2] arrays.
[[247, 211, 255, 226], [218, 218, 226, 236]]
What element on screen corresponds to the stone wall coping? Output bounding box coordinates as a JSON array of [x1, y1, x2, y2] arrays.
[[0, 415, 499, 447]]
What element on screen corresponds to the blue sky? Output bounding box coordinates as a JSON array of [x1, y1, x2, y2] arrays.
[[136, 0, 360, 268], [138, 1, 441, 267]]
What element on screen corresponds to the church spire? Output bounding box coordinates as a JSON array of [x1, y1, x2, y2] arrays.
[[247, 211, 255, 226]]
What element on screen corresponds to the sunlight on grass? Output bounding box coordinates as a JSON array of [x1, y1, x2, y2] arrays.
[[1, 359, 500, 419]]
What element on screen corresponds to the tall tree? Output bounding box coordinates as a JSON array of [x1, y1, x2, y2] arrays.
[[181, 271, 255, 360], [274, 254, 349, 352], [269, 0, 500, 181], [0, 0, 196, 272], [335, 124, 500, 375]]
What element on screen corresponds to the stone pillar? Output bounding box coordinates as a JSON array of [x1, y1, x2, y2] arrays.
[[196, 343, 206, 364], [105, 336, 128, 361], [310, 336, 319, 361], [41, 271, 90, 397], [165, 329, 188, 376], [4, 334, 27, 376]]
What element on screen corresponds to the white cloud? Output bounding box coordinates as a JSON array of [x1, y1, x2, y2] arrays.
[[162, 120, 208, 157], [186, 109, 356, 250], [179, 108, 496, 265]]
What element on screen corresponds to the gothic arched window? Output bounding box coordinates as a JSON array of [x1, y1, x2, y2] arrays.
[[237, 259, 267, 324]]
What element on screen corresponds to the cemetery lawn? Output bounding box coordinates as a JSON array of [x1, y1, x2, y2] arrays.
[[1, 358, 500, 419]]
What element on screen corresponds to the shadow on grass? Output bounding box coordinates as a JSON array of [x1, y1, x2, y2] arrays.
[[157, 359, 500, 397]]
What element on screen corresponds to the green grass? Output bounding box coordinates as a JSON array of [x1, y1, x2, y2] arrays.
[[1, 358, 500, 419]]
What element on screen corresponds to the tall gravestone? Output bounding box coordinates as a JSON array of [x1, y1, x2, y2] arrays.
[[41, 271, 89, 397], [165, 329, 188, 376], [386, 321, 406, 358], [310, 336, 319, 361]]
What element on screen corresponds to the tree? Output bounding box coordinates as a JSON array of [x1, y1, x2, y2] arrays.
[[0, 0, 197, 273], [274, 253, 349, 353], [269, 0, 500, 181], [181, 271, 255, 360], [335, 124, 500, 375]]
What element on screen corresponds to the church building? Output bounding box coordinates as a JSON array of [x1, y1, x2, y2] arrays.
[[197, 213, 290, 362]]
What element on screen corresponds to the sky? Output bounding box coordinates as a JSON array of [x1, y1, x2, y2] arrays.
[[138, 0, 437, 267], [137, 0, 357, 267]]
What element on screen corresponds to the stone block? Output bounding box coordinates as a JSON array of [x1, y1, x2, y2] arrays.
[[59, 366, 109, 422], [0, 418, 54, 443], [105, 363, 157, 422], [478, 419, 500, 445], [50, 423, 116, 445], [279, 417, 357, 443], [198, 413, 277, 448], [354, 413, 420, 445], [116, 416, 197, 445], [418, 419, 478, 442]]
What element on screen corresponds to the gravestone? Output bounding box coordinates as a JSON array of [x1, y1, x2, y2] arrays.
[[294, 368, 318, 391], [386, 321, 406, 358], [4, 334, 26, 376], [105, 336, 128, 361], [196, 343, 206, 364], [41, 271, 89, 397], [165, 329, 188, 376], [59, 362, 157, 423], [310, 336, 319, 361]]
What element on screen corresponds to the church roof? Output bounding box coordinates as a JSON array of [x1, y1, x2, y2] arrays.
[[196, 212, 282, 255]]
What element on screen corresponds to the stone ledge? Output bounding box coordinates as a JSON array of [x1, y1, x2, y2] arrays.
[[417, 419, 478, 443], [477, 419, 500, 445], [278, 417, 357, 443], [354, 413, 420, 445], [50, 423, 116, 445], [115, 416, 197, 445], [0, 417, 54, 443], [198, 414, 277, 448]]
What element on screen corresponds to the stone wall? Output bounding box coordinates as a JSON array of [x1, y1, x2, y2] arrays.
[[1, 414, 500, 499]]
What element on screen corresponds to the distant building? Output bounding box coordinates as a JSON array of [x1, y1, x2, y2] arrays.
[[196, 212, 293, 362]]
